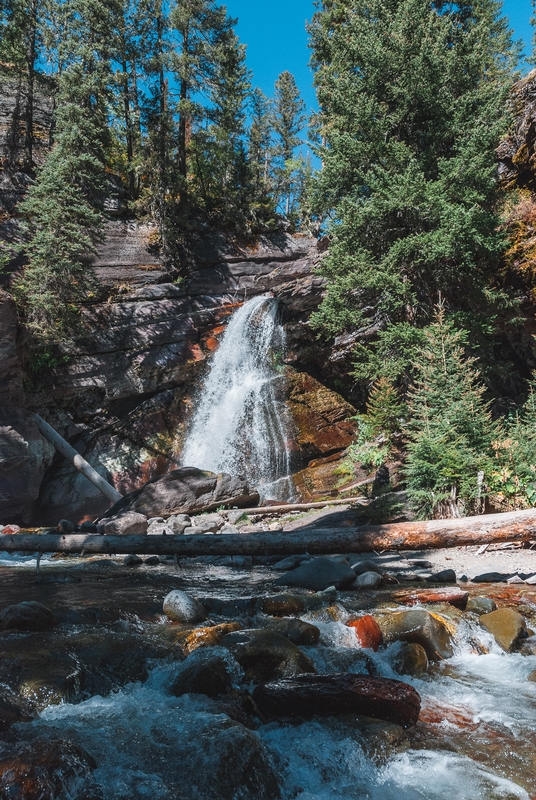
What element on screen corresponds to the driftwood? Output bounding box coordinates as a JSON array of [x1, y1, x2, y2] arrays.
[[2, 507, 536, 556], [243, 497, 368, 516], [34, 414, 123, 504]]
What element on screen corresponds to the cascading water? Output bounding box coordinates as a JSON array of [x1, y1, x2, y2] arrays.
[[181, 295, 295, 500]]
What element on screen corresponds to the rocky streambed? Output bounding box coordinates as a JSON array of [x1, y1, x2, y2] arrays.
[[0, 546, 535, 799]]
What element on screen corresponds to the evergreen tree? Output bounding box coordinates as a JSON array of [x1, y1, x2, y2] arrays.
[[308, 0, 520, 388], [249, 88, 273, 200], [15, 0, 118, 341], [349, 377, 405, 470], [405, 307, 496, 519], [272, 71, 307, 218]]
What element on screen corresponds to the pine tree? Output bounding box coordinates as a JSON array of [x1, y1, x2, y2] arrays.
[[272, 71, 307, 219], [308, 0, 520, 388], [405, 307, 496, 519], [15, 0, 119, 341]]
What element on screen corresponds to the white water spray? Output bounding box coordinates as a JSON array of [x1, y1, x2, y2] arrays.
[[181, 296, 295, 500]]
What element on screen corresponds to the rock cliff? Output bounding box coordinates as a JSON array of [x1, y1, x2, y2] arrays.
[[1, 225, 359, 524]]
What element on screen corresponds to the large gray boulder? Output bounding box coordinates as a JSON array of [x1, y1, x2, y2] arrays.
[[102, 467, 259, 518], [274, 557, 356, 592]]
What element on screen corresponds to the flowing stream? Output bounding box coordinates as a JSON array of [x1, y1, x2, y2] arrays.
[[181, 295, 295, 500]]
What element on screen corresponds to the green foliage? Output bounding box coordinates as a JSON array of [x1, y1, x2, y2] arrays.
[[308, 0, 520, 389], [14, 0, 118, 341], [348, 378, 404, 470], [405, 307, 497, 519], [272, 71, 307, 219], [488, 377, 536, 509]]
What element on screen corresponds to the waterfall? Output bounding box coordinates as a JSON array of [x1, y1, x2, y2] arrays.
[[181, 295, 295, 500]]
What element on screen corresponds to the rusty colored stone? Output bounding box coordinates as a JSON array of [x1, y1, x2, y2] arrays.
[[347, 615, 383, 651], [262, 595, 306, 616], [253, 674, 421, 728], [393, 588, 469, 610], [173, 621, 243, 655]]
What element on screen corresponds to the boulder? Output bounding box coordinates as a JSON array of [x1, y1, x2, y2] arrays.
[[102, 467, 259, 519], [347, 616, 383, 651], [98, 511, 148, 536], [262, 594, 306, 616], [528, 669, 536, 682], [352, 571, 382, 590], [57, 519, 78, 534], [0, 601, 56, 632], [252, 674, 421, 728], [480, 608, 526, 652], [392, 642, 429, 677], [376, 610, 454, 660], [163, 590, 207, 623], [266, 618, 321, 646], [0, 739, 99, 800], [221, 628, 316, 683], [169, 648, 239, 697], [274, 557, 356, 592], [465, 596, 497, 615], [273, 555, 302, 571]]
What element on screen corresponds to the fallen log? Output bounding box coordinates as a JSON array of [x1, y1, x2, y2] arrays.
[[34, 414, 122, 504], [2, 506, 536, 556], [239, 496, 368, 516]]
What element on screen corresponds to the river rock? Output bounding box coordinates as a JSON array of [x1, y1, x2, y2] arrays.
[[0, 600, 56, 631], [266, 618, 321, 646], [144, 555, 160, 565], [262, 594, 306, 616], [394, 588, 469, 610], [252, 674, 421, 728], [471, 572, 511, 583], [426, 569, 456, 583], [466, 596, 497, 615], [528, 669, 536, 682], [392, 642, 429, 676], [352, 571, 382, 589], [0, 739, 100, 800], [480, 608, 526, 652], [98, 511, 148, 536], [102, 467, 260, 519], [376, 609, 454, 660], [173, 622, 243, 655], [123, 553, 143, 566], [57, 518, 77, 534], [274, 557, 356, 591], [221, 628, 316, 683], [351, 560, 383, 575], [0, 687, 36, 731], [163, 590, 207, 623], [347, 616, 383, 651], [169, 647, 239, 697], [273, 555, 302, 571]]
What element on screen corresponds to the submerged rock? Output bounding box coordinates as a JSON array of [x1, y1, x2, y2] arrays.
[[102, 467, 259, 518], [173, 622, 243, 655], [163, 590, 206, 623], [394, 588, 469, 610], [274, 557, 356, 592], [0, 687, 36, 731], [0, 601, 56, 632], [480, 608, 526, 652], [465, 596, 497, 615], [347, 616, 383, 651], [392, 642, 429, 677], [0, 739, 100, 800], [265, 618, 321, 646], [252, 674, 421, 728], [221, 628, 316, 683], [169, 647, 239, 698], [376, 609, 454, 660], [262, 594, 306, 616]]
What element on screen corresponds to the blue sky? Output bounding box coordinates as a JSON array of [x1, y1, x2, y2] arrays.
[[225, 0, 534, 114]]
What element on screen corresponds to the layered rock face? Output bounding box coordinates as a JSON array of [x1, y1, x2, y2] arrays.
[[2, 226, 359, 524]]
